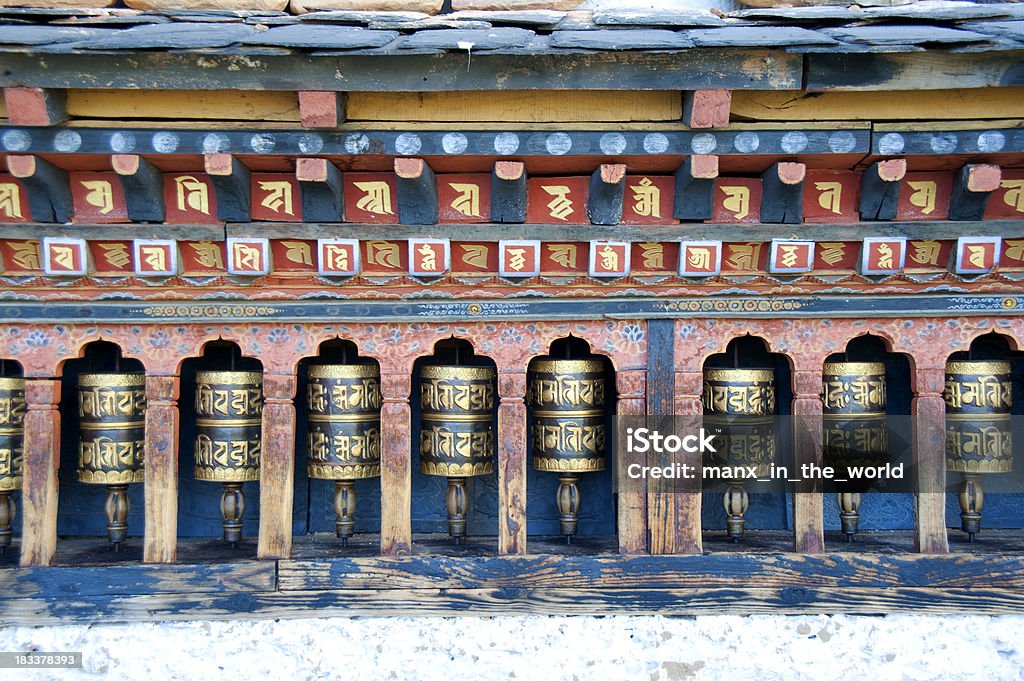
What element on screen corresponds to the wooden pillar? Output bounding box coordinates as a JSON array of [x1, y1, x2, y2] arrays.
[[144, 375, 179, 563], [912, 365, 949, 554], [616, 368, 647, 555], [19, 378, 60, 567], [380, 372, 412, 556], [647, 319, 678, 555], [497, 370, 527, 556], [257, 372, 296, 560], [672, 369, 704, 555], [791, 367, 824, 554]]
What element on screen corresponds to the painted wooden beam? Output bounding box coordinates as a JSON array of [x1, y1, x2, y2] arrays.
[[5, 155, 72, 224], [491, 161, 527, 224], [859, 159, 907, 221], [204, 154, 251, 223], [587, 163, 626, 226], [394, 157, 438, 225], [298, 91, 346, 129], [673, 155, 718, 221], [683, 89, 731, 128], [646, 319, 680, 556], [113, 154, 165, 223], [295, 158, 343, 222], [19, 379, 61, 567], [792, 369, 824, 554], [379, 373, 412, 557], [497, 372, 527, 556], [949, 164, 1001, 222], [761, 162, 806, 224], [616, 369, 647, 555], [912, 366, 950, 555], [806, 51, 1024, 92], [3, 87, 67, 126], [143, 375, 179, 564], [258, 373, 297, 561]]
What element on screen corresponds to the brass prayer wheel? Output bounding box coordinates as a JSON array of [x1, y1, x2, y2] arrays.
[[194, 370, 263, 546], [528, 358, 608, 538], [0, 377, 25, 554], [944, 360, 1013, 541], [307, 363, 382, 544], [822, 362, 888, 541], [77, 373, 146, 548], [702, 368, 776, 542], [419, 364, 496, 542]]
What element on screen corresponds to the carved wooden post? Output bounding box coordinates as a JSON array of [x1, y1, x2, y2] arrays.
[[144, 375, 179, 563], [792, 366, 824, 554], [616, 368, 647, 554], [19, 378, 60, 567], [380, 371, 412, 556], [257, 372, 297, 560], [497, 370, 527, 555], [912, 364, 949, 554], [672, 369, 704, 555]]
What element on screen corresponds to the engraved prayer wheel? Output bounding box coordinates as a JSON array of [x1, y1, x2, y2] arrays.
[[944, 360, 1013, 541], [528, 358, 607, 539], [194, 370, 263, 546], [419, 364, 496, 542], [822, 362, 888, 541], [702, 368, 776, 542], [0, 377, 25, 554], [307, 363, 382, 544], [77, 373, 146, 548]]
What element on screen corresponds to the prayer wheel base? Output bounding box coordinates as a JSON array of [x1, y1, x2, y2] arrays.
[[724, 482, 748, 543], [959, 473, 984, 542], [445, 477, 468, 544], [334, 480, 356, 545], [557, 474, 580, 539], [220, 482, 246, 547], [838, 492, 862, 542], [104, 484, 130, 548], [0, 491, 14, 552]]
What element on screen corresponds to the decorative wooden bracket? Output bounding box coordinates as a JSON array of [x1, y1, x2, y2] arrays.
[[296, 158, 343, 222], [394, 157, 438, 225], [761, 162, 806, 224], [3, 87, 67, 126], [949, 164, 1001, 221], [204, 154, 251, 223], [682, 90, 732, 129], [5, 155, 72, 223], [587, 163, 626, 226], [298, 91, 346, 129], [673, 155, 718, 221], [491, 161, 527, 224], [859, 159, 907, 221], [112, 154, 165, 223]]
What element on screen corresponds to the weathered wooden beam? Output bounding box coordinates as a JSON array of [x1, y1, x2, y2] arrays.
[[683, 89, 731, 128], [497, 372, 527, 556], [3, 87, 67, 126], [112, 154, 165, 223], [143, 376, 179, 564], [859, 159, 907, 221], [617, 370, 647, 555], [646, 319, 678, 556], [394, 157, 438, 225], [587, 163, 626, 226], [258, 373, 296, 561], [5, 155, 72, 223], [792, 369, 824, 554], [761, 162, 806, 224], [672, 369, 703, 555], [912, 366, 949, 555], [298, 91, 346, 129], [949, 164, 1002, 222], [491, 161, 527, 224], [19, 379, 60, 567], [806, 51, 1024, 92], [295, 158, 343, 222], [673, 155, 718, 221], [203, 153, 251, 223], [3, 223, 223, 241], [379, 374, 412, 557]]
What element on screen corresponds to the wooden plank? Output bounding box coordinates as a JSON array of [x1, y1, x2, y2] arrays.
[[143, 375, 179, 564], [296, 158, 343, 222], [683, 90, 731, 128], [646, 319, 676, 555], [66, 89, 300, 122], [298, 91, 345, 129], [497, 373, 527, 556], [394, 157, 438, 226], [348, 90, 684, 123], [0, 561, 275, 598], [3, 87, 67, 126], [113, 154, 165, 224], [3, 586, 1024, 624], [760, 161, 805, 224], [673, 155, 718, 221], [18, 379, 60, 568], [0, 223, 223, 241], [616, 370, 647, 555], [792, 370, 824, 554], [732, 88, 1024, 122], [913, 369, 950, 555], [806, 51, 1024, 92], [204, 154, 251, 223], [672, 368, 703, 555], [587, 163, 626, 226], [379, 374, 412, 556], [257, 374, 296, 560], [0, 51, 803, 92], [491, 161, 527, 224]]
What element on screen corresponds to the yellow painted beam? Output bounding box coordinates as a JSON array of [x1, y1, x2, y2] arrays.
[[66, 90, 300, 122]]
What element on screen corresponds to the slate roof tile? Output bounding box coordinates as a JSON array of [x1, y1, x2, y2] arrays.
[[244, 24, 397, 48], [686, 25, 837, 47], [396, 26, 533, 50], [551, 29, 694, 50], [820, 24, 994, 45]]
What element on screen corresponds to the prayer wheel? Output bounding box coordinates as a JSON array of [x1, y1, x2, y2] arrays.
[[702, 368, 776, 542], [419, 364, 496, 542], [0, 377, 25, 554], [944, 360, 1013, 541], [194, 370, 263, 546], [77, 373, 146, 548], [528, 358, 607, 539], [307, 363, 382, 545], [822, 361, 888, 541]]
